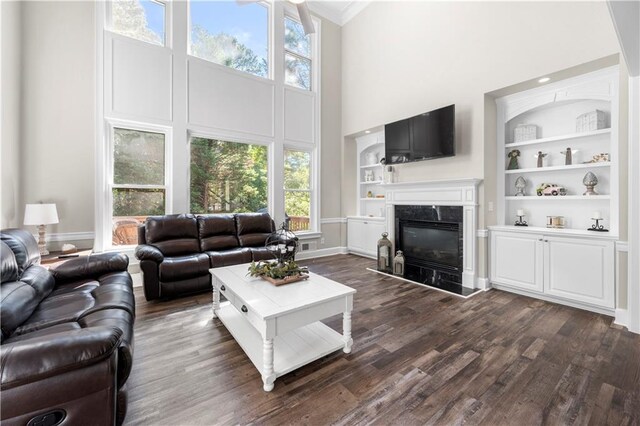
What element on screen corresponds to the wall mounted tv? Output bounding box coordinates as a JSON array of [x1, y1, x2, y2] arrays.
[[384, 104, 455, 165]]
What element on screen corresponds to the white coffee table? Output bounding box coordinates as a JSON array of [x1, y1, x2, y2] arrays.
[[210, 263, 356, 392]]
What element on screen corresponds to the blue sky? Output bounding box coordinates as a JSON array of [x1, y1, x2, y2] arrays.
[[140, 1, 268, 58]]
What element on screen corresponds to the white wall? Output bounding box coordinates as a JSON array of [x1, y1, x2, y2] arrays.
[[21, 1, 96, 248], [342, 1, 622, 189], [1, 1, 22, 229]]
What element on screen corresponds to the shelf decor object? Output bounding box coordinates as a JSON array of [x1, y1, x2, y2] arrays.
[[514, 123, 537, 142], [546, 216, 566, 229], [393, 250, 405, 276], [536, 151, 547, 168], [584, 153, 610, 163], [576, 110, 606, 132], [583, 171, 599, 195], [562, 147, 573, 165], [507, 149, 521, 170], [24, 203, 59, 256], [515, 176, 526, 196], [376, 232, 393, 273], [515, 209, 528, 227], [588, 212, 609, 232]]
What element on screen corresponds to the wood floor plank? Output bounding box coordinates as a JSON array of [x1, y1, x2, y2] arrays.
[[124, 254, 640, 425]]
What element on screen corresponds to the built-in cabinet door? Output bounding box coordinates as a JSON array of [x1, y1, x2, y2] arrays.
[[490, 231, 544, 292], [543, 236, 615, 309], [347, 219, 385, 257]]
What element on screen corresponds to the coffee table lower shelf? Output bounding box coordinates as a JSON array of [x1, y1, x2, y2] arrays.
[[216, 302, 345, 386]]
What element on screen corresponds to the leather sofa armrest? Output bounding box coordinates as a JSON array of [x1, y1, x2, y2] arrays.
[[51, 253, 129, 284], [0, 327, 123, 390], [135, 244, 164, 263]]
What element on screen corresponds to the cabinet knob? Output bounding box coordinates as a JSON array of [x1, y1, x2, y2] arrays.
[[241, 305, 248, 313], [220, 285, 225, 291]]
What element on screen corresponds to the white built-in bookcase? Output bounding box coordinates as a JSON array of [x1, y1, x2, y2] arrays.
[[355, 132, 386, 218], [495, 66, 619, 236]]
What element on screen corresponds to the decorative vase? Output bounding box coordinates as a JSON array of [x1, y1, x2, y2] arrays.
[[583, 172, 599, 195], [515, 176, 526, 196]]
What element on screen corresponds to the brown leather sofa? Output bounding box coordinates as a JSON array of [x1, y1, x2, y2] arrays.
[[0, 229, 135, 426], [135, 212, 275, 301]]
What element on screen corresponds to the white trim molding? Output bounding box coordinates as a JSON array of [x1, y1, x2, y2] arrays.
[[321, 217, 347, 224], [380, 178, 483, 289], [296, 246, 348, 260], [615, 309, 629, 328], [616, 241, 629, 252], [477, 229, 489, 238], [476, 277, 491, 291]]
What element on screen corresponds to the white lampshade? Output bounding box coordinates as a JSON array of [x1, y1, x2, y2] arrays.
[[24, 204, 59, 225]]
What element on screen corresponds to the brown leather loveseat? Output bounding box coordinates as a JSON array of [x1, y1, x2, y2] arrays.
[[0, 229, 135, 426], [135, 213, 275, 301]]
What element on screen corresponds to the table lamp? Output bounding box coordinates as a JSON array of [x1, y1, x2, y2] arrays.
[[24, 203, 59, 255]]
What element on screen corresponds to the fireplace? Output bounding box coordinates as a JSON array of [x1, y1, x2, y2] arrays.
[[395, 205, 472, 296]]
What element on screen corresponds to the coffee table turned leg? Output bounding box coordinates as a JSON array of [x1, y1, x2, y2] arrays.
[[343, 310, 353, 353], [262, 338, 276, 392], [212, 284, 220, 318]]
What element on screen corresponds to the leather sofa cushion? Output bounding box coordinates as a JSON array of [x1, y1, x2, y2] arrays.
[[145, 215, 199, 256], [1, 241, 18, 283], [250, 247, 277, 262], [236, 213, 274, 235], [197, 214, 239, 252], [160, 275, 211, 298], [159, 253, 210, 281], [207, 248, 252, 268], [1, 229, 41, 275], [236, 213, 274, 247]]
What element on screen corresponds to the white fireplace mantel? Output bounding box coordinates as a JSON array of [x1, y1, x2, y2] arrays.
[[380, 178, 483, 289]]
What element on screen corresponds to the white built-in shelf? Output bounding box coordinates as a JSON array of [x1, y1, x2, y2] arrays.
[[504, 162, 611, 174], [504, 128, 611, 149], [360, 180, 383, 185], [505, 195, 610, 201], [360, 163, 382, 169], [489, 225, 618, 240], [359, 198, 385, 202]]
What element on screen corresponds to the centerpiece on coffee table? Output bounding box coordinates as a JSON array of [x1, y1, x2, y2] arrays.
[[248, 260, 309, 286], [247, 221, 308, 285]]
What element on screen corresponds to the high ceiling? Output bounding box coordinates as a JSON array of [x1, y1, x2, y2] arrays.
[[307, 1, 370, 26]]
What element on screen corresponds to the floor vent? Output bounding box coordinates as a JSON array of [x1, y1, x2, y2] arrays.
[[301, 243, 310, 251]]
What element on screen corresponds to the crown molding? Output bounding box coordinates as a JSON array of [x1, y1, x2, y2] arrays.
[[308, 1, 371, 26]]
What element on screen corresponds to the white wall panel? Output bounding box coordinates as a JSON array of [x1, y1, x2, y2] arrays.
[[284, 88, 315, 143], [111, 38, 172, 121], [188, 59, 274, 138]]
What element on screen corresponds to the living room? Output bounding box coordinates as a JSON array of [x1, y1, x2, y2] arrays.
[[1, 0, 639, 424]]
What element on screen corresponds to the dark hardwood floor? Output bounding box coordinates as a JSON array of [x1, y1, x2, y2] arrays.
[[125, 254, 640, 425]]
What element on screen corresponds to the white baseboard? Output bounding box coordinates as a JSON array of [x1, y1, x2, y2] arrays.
[[476, 277, 491, 290], [297, 246, 348, 260], [614, 308, 628, 327], [320, 217, 347, 224]]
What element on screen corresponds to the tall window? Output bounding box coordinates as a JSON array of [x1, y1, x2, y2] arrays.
[[189, 1, 269, 78], [284, 17, 311, 90], [109, 0, 166, 46], [190, 138, 268, 214], [111, 128, 166, 246], [284, 149, 311, 231]]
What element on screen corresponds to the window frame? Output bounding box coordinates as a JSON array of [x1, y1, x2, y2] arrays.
[[106, 120, 173, 248], [186, 0, 273, 80], [283, 14, 313, 91], [187, 130, 274, 218], [283, 145, 317, 234], [106, 0, 170, 48]]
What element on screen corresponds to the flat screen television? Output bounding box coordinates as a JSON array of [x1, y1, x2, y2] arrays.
[[384, 104, 455, 165]]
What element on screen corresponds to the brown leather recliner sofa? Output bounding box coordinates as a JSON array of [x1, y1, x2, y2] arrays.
[[135, 212, 276, 301], [0, 229, 135, 426]]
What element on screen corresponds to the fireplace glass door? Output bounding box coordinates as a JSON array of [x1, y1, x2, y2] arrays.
[[401, 222, 460, 270]]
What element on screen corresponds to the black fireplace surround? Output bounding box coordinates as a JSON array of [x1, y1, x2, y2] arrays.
[[395, 205, 472, 296]]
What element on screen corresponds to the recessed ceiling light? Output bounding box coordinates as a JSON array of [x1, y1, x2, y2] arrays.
[[538, 77, 551, 83], [365, 130, 371, 134]]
